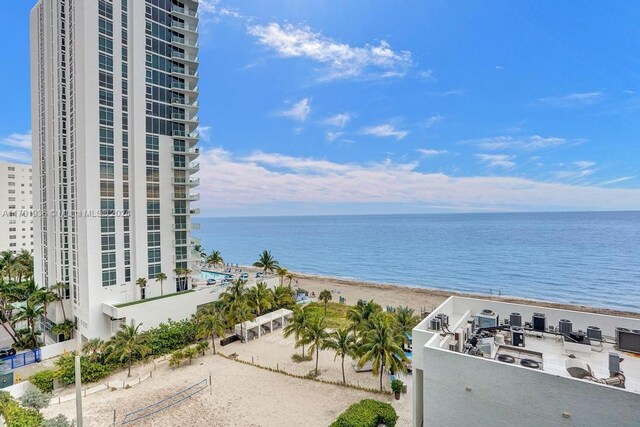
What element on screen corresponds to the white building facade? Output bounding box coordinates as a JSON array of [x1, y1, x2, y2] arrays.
[[0, 162, 33, 254], [30, 0, 200, 340], [413, 296, 640, 427]]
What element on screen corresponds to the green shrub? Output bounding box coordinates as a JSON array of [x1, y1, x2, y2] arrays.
[[55, 354, 112, 385], [29, 369, 57, 393], [0, 391, 43, 427], [145, 319, 197, 356], [42, 414, 74, 427], [330, 399, 397, 427], [19, 388, 50, 412]]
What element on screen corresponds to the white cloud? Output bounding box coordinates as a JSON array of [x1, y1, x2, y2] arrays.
[[326, 131, 344, 143], [417, 149, 448, 157], [599, 176, 636, 186], [193, 148, 640, 214], [247, 23, 413, 80], [277, 98, 311, 122], [538, 92, 604, 107], [573, 160, 596, 169], [323, 113, 351, 128], [361, 124, 408, 140], [463, 135, 579, 151], [0, 131, 32, 149], [477, 154, 516, 169], [196, 126, 212, 143], [0, 150, 32, 164], [423, 115, 443, 128], [440, 89, 464, 97]]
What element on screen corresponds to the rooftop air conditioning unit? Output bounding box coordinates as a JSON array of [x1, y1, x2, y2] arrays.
[[476, 309, 499, 329], [532, 313, 546, 332], [616, 328, 640, 354]]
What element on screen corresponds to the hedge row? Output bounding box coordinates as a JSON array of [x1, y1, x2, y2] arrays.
[[0, 391, 43, 427], [330, 399, 397, 427]]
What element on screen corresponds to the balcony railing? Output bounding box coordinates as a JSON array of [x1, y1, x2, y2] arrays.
[[172, 21, 198, 32], [172, 130, 199, 139], [172, 36, 198, 48], [172, 98, 199, 108], [172, 5, 198, 18], [172, 51, 199, 62]]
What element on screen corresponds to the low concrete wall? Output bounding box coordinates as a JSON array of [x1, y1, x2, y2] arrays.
[[2, 380, 33, 399], [40, 339, 77, 360]]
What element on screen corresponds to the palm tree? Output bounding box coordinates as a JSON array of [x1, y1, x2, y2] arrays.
[[358, 313, 408, 391], [271, 285, 295, 309], [155, 272, 167, 297], [393, 306, 420, 348], [136, 278, 147, 300], [29, 288, 57, 326], [15, 251, 33, 283], [193, 244, 206, 260], [284, 307, 310, 357], [233, 302, 255, 342], [206, 250, 224, 268], [106, 320, 151, 377], [318, 289, 332, 315], [347, 299, 382, 334], [50, 282, 68, 321], [0, 251, 16, 282], [0, 280, 20, 344], [196, 341, 209, 356], [196, 309, 226, 355], [247, 282, 273, 316], [275, 267, 289, 286], [52, 319, 75, 341], [325, 328, 357, 384], [285, 272, 295, 288], [184, 346, 198, 365], [14, 301, 43, 347], [169, 350, 184, 368], [253, 250, 279, 275], [83, 338, 105, 362], [220, 279, 248, 309], [300, 315, 329, 375]]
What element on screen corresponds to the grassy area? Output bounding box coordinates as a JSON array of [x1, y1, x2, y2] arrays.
[[305, 302, 352, 329], [114, 290, 196, 308]]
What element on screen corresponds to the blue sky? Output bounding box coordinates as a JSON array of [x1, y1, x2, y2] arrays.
[[1, 1, 639, 216]]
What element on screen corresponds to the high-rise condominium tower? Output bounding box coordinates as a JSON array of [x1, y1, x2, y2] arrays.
[[30, 0, 200, 340], [0, 162, 34, 255]]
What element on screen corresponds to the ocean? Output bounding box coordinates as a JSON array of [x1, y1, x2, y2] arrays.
[[193, 211, 640, 312]]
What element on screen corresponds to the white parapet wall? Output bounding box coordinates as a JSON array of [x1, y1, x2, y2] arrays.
[[40, 338, 78, 360], [2, 380, 33, 399], [102, 278, 280, 335]]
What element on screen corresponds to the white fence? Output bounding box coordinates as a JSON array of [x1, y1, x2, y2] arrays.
[[40, 339, 77, 360]]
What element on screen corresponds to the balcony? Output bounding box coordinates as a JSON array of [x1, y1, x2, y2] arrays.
[[173, 222, 189, 231], [171, 176, 199, 186], [172, 36, 198, 49], [172, 5, 199, 19], [171, 129, 199, 139], [172, 208, 188, 215], [171, 66, 199, 79], [172, 98, 199, 108], [190, 208, 200, 215], [171, 113, 199, 125], [172, 51, 199, 63], [171, 81, 199, 93], [191, 222, 201, 230], [172, 21, 198, 33]]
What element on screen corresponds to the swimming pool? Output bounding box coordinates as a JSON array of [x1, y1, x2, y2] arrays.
[[200, 270, 233, 281]]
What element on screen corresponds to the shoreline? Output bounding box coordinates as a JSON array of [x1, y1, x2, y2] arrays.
[[220, 264, 640, 319]]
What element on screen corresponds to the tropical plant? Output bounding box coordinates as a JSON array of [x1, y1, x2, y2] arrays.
[[82, 338, 105, 362], [284, 307, 310, 358], [252, 250, 279, 275], [0, 391, 43, 427], [232, 302, 255, 342], [330, 399, 398, 427], [14, 250, 34, 283], [169, 350, 185, 368], [29, 369, 57, 393], [196, 340, 209, 356], [145, 319, 197, 356], [105, 320, 151, 377], [29, 288, 57, 326], [247, 282, 273, 316], [193, 244, 206, 260], [391, 378, 404, 398], [14, 300, 43, 347], [319, 289, 332, 315], [155, 272, 167, 297], [19, 388, 50, 413], [347, 299, 382, 334], [42, 414, 74, 427], [325, 327, 357, 384], [393, 306, 420, 347], [183, 346, 198, 365], [206, 250, 224, 267], [271, 285, 295, 309], [285, 272, 295, 287], [275, 267, 289, 286], [50, 282, 68, 321], [0, 251, 16, 282], [51, 319, 74, 341], [300, 315, 330, 375], [358, 313, 408, 390], [136, 277, 147, 300], [54, 353, 111, 384], [196, 309, 226, 355]]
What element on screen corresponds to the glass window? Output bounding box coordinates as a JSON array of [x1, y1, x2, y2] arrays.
[[100, 162, 114, 179]]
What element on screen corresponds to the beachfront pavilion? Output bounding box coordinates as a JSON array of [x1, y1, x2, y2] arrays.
[[235, 308, 293, 342]]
